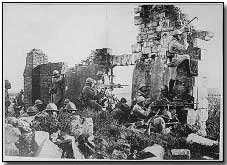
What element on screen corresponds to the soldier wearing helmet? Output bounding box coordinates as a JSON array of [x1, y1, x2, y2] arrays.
[[130, 96, 151, 121], [45, 103, 59, 118], [64, 101, 77, 113], [49, 70, 66, 108], [133, 83, 152, 108], [60, 99, 77, 114], [5, 80, 11, 115], [113, 97, 131, 124], [167, 29, 197, 98], [20, 99, 43, 117], [81, 77, 103, 111]]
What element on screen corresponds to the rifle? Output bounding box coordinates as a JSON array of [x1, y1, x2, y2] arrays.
[[179, 17, 198, 33], [49, 76, 54, 103]]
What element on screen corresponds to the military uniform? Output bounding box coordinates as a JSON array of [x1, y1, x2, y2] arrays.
[[20, 106, 39, 117], [82, 78, 102, 111], [50, 70, 65, 108], [112, 98, 131, 124], [5, 80, 11, 115], [52, 75, 65, 108]]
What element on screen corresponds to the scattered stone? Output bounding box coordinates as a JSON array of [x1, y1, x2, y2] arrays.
[[186, 133, 218, 147], [171, 149, 191, 160], [202, 156, 214, 160], [5, 124, 21, 156], [34, 137, 62, 158], [141, 144, 165, 160], [70, 116, 93, 139]]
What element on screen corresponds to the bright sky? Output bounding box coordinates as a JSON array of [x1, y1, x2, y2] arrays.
[[3, 3, 223, 93]]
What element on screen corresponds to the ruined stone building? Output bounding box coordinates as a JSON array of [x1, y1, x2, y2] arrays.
[[23, 49, 100, 107], [23, 5, 212, 116]]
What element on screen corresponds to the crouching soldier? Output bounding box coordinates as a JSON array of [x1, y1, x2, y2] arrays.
[[112, 98, 131, 124], [41, 103, 59, 135], [58, 99, 78, 124], [129, 96, 151, 122], [82, 78, 104, 112], [20, 100, 43, 117]]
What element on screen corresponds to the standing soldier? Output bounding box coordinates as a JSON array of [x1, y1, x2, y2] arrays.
[[15, 90, 24, 108], [50, 70, 66, 109], [5, 80, 11, 116], [14, 90, 25, 115], [167, 30, 197, 98]]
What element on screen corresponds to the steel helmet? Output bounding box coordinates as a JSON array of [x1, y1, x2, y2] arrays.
[[137, 96, 145, 103], [45, 103, 58, 111], [96, 70, 104, 76], [139, 83, 146, 90], [64, 99, 70, 104], [162, 110, 172, 119], [85, 77, 94, 85], [53, 70, 60, 77], [34, 99, 43, 105], [27, 106, 38, 113], [120, 97, 127, 103], [64, 102, 77, 111]]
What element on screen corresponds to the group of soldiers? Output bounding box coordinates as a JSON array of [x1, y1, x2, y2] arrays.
[[6, 29, 195, 133], [5, 68, 179, 135]]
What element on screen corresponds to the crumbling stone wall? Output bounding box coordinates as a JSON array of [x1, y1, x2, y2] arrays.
[[23, 49, 48, 107], [65, 64, 99, 104], [131, 5, 200, 101], [23, 48, 100, 107]]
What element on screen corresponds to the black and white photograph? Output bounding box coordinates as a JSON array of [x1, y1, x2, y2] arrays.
[[2, 2, 224, 161]]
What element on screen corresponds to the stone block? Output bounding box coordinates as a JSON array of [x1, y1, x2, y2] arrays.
[[171, 149, 191, 160]]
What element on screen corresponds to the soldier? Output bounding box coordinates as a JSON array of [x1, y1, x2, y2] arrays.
[[158, 85, 170, 102], [134, 83, 152, 108], [130, 96, 151, 121], [45, 103, 59, 118], [15, 90, 24, 109], [81, 77, 104, 111], [20, 100, 43, 117], [50, 70, 65, 109], [58, 99, 78, 123], [5, 80, 11, 116], [167, 30, 197, 98], [20, 106, 38, 117], [64, 100, 78, 114], [36, 103, 59, 135], [112, 97, 131, 124]]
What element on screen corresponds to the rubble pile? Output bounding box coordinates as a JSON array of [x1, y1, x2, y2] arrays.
[[5, 117, 38, 157]]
